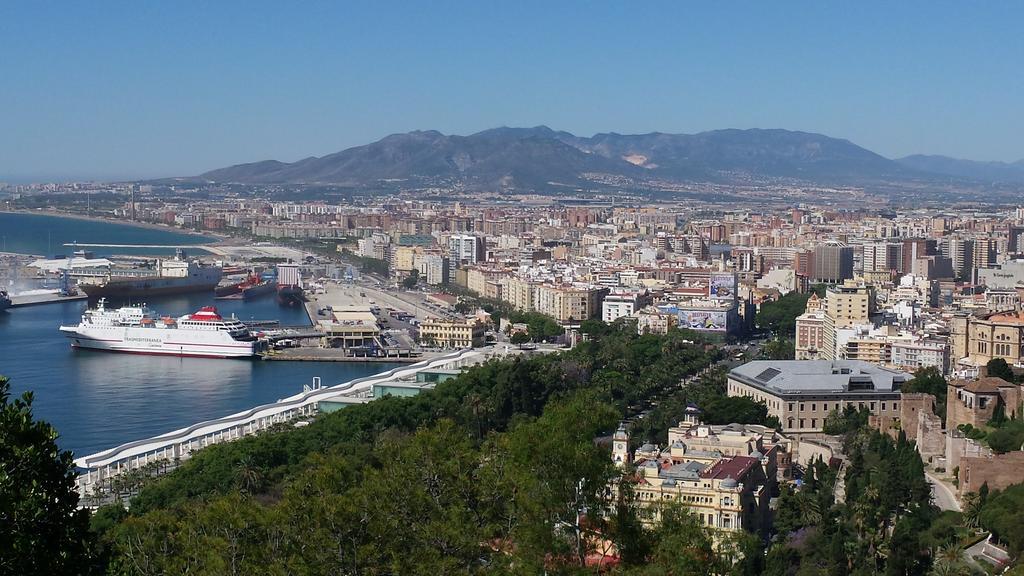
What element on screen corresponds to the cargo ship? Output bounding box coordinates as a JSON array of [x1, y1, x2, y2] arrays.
[[59, 299, 265, 358], [276, 264, 304, 307], [216, 273, 277, 300], [78, 250, 222, 299]]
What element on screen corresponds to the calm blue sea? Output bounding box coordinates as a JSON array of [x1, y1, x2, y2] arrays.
[[0, 211, 213, 257], [0, 212, 398, 457]]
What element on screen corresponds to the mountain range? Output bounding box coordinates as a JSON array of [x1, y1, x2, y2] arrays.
[[196, 126, 1023, 191], [893, 154, 1024, 183]]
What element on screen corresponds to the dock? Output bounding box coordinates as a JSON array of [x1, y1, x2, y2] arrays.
[[261, 349, 425, 362], [61, 243, 212, 249], [9, 292, 88, 307]]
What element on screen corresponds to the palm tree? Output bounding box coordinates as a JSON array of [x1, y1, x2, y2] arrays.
[[800, 497, 822, 526], [235, 454, 264, 494], [929, 557, 972, 576], [937, 542, 965, 564], [961, 493, 982, 530]]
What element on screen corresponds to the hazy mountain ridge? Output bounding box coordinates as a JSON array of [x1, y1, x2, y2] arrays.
[[196, 126, 1011, 190], [895, 154, 1024, 183]]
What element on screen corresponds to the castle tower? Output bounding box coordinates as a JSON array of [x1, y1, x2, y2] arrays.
[[612, 423, 631, 468]]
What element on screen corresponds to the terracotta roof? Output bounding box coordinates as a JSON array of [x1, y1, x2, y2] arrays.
[[952, 376, 1015, 394], [985, 310, 1024, 325], [701, 455, 757, 481]]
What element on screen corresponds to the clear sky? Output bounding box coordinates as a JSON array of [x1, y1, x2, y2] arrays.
[[1, 1, 1021, 181]]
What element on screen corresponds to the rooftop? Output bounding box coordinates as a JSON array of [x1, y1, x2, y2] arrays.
[[702, 455, 757, 481], [985, 310, 1024, 325], [729, 360, 909, 395], [950, 376, 1015, 394]]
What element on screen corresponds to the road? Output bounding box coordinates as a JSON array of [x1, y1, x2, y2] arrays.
[[926, 472, 961, 512]]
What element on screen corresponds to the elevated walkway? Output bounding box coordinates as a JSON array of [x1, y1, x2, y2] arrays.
[[75, 347, 497, 496]]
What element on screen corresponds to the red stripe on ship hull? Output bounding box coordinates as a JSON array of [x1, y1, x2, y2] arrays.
[[164, 342, 254, 348]]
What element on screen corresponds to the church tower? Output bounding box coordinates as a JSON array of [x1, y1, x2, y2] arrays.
[[612, 423, 631, 468]]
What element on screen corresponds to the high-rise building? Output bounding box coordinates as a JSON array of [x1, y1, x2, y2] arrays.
[[1007, 225, 1024, 255], [972, 239, 996, 270], [821, 283, 876, 360], [862, 242, 901, 273], [901, 239, 937, 274], [792, 249, 815, 280], [813, 242, 854, 284], [416, 254, 450, 285], [448, 234, 485, 266], [534, 285, 609, 323], [941, 237, 974, 279]]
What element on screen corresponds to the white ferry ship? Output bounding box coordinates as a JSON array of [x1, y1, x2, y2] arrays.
[[59, 300, 265, 358]]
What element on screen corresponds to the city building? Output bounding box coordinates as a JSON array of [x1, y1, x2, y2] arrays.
[[418, 317, 486, 349], [821, 282, 876, 360], [946, 377, 1022, 430], [415, 253, 450, 285], [950, 310, 1024, 369], [534, 284, 608, 324], [318, 306, 381, 349], [635, 305, 678, 335], [978, 259, 1024, 290], [612, 416, 776, 540], [602, 291, 651, 323], [727, 360, 910, 433], [813, 241, 854, 284], [448, 234, 485, 266]]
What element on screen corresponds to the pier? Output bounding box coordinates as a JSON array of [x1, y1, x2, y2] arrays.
[[10, 292, 88, 307], [74, 347, 510, 498], [62, 243, 212, 249]]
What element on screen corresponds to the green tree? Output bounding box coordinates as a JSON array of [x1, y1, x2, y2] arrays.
[[978, 483, 1024, 556], [822, 405, 871, 436], [903, 366, 948, 425], [760, 338, 795, 360], [483, 392, 619, 569], [987, 358, 1016, 382], [401, 268, 419, 289], [985, 419, 1024, 453], [755, 291, 812, 337], [0, 376, 94, 574], [637, 503, 722, 576], [700, 395, 775, 427], [510, 331, 530, 347]]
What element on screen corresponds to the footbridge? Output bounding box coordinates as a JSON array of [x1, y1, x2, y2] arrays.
[[74, 347, 499, 497]]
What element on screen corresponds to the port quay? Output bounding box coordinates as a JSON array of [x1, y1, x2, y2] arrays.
[[74, 346, 515, 498]]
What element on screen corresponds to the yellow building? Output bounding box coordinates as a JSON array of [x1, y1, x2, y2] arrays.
[[419, 317, 486, 349], [822, 282, 876, 360], [534, 284, 608, 324], [635, 305, 677, 335], [611, 416, 776, 540], [465, 266, 510, 297], [502, 276, 537, 312], [390, 246, 420, 274], [951, 310, 1024, 369]]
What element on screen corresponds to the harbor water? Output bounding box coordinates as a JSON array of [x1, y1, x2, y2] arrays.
[[0, 213, 399, 457], [0, 211, 214, 257]]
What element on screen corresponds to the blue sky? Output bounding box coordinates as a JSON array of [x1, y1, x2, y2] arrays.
[[1, 1, 1021, 181]]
